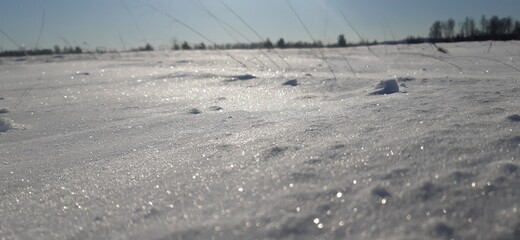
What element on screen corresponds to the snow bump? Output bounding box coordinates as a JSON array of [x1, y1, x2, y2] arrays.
[[0, 118, 14, 132], [226, 74, 256, 82], [208, 106, 223, 111], [371, 79, 400, 95], [507, 114, 520, 122], [282, 79, 299, 86], [188, 108, 202, 115]]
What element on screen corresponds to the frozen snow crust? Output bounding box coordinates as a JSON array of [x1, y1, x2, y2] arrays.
[[0, 41, 519, 239]]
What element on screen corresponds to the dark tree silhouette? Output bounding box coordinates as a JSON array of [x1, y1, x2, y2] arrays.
[[277, 38, 285, 48], [196, 42, 206, 50], [429, 15, 520, 42], [499, 17, 513, 35], [53, 45, 61, 54], [429, 21, 443, 40], [514, 21, 520, 35], [337, 34, 347, 47], [489, 15, 501, 36], [264, 38, 274, 48], [459, 17, 477, 38], [181, 41, 191, 50], [445, 18, 455, 39], [480, 15, 489, 34]]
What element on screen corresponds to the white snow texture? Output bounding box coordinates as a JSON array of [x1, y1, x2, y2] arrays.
[[0, 41, 519, 240]]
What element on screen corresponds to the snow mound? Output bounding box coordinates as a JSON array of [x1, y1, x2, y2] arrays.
[[0, 108, 8, 114], [227, 74, 256, 81], [507, 114, 520, 122], [208, 106, 223, 111], [0, 118, 13, 132], [255, 145, 299, 162], [282, 79, 299, 86], [188, 108, 202, 115], [371, 79, 400, 95]]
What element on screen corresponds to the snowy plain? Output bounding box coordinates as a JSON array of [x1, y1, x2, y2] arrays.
[[1, 41, 520, 239]]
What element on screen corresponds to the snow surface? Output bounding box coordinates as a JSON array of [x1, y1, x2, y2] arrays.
[[0, 41, 519, 240]]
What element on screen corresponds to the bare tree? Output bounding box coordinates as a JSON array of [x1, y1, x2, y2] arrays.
[[514, 21, 520, 35], [459, 17, 477, 38], [445, 18, 455, 39], [489, 15, 501, 36], [480, 15, 489, 35], [429, 21, 443, 40], [500, 17, 513, 35]]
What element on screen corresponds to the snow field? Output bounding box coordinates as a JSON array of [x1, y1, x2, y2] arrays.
[[0, 41, 519, 239]]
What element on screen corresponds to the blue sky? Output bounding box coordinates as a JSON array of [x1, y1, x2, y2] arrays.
[[1, 0, 519, 51]]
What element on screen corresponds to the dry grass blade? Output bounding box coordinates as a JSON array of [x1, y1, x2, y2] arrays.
[[219, 0, 292, 68], [342, 55, 356, 77], [0, 27, 28, 57], [121, 0, 148, 44], [338, 10, 378, 58], [145, 3, 248, 68], [191, 0, 269, 69], [34, 8, 45, 49], [285, 0, 336, 79], [432, 43, 449, 54]]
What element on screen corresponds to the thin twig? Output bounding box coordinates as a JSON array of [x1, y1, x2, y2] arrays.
[[0, 27, 28, 57], [219, 0, 291, 68], [145, 3, 248, 68], [285, 0, 336, 79], [190, 0, 269, 69], [34, 8, 45, 50], [121, 0, 148, 44], [342, 55, 356, 78], [118, 33, 127, 51], [337, 10, 378, 58]]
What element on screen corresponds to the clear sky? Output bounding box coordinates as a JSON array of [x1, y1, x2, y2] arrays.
[[1, 0, 519, 51]]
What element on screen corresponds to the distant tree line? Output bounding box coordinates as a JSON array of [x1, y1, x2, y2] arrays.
[[429, 15, 520, 42], [170, 35, 375, 51], [130, 43, 154, 52], [0, 45, 83, 57], [0, 35, 376, 57], [2, 15, 518, 57], [0, 42, 157, 57]]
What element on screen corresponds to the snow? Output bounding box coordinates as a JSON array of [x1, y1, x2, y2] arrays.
[[0, 41, 519, 239]]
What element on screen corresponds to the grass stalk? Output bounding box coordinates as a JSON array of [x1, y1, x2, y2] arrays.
[[145, 3, 248, 68], [337, 10, 378, 58], [285, 0, 336, 79], [219, 0, 292, 69], [34, 8, 45, 50], [190, 0, 269, 69], [0, 27, 28, 57]]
